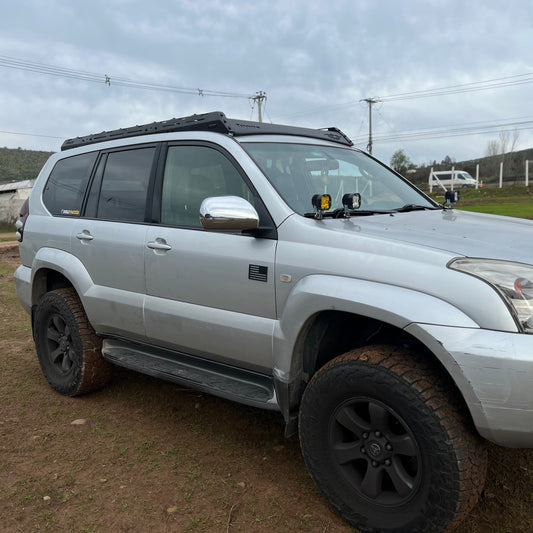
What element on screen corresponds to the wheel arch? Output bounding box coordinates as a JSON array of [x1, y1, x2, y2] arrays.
[[31, 248, 93, 307], [273, 275, 483, 436], [30, 248, 95, 329]]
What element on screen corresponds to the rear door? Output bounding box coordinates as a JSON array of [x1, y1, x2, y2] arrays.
[[144, 143, 277, 372], [71, 144, 159, 340]]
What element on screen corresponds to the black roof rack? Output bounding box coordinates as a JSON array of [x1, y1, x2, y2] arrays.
[[61, 111, 353, 151]]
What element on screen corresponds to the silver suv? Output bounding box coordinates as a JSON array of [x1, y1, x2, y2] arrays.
[[14, 111, 533, 533]]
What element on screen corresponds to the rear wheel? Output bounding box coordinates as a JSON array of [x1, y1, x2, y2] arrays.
[[299, 345, 487, 533], [34, 288, 112, 396]]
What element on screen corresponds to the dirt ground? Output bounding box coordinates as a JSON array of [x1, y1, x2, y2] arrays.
[[1, 243, 533, 533]]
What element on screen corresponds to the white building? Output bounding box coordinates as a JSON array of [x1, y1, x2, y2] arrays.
[[0, 180, 34, 225]]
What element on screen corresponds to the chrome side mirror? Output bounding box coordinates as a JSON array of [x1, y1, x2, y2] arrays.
[[200, 196, 259, 231]]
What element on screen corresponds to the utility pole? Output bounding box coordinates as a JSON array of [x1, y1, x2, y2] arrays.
[[361, 97, 379, 154], [251, 91, 267, 122]]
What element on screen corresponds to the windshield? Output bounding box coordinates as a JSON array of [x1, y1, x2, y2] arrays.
[[243, 142, 436, 215]]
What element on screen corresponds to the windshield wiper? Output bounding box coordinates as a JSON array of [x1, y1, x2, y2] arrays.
[[394, 204, 443, 212], [304, 209, 392, 219]]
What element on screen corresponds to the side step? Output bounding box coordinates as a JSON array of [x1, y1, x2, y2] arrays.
[[102, 339, 279, 410]]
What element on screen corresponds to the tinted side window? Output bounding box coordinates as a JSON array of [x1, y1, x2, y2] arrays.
[[161, 145, 255, 227], [96, 147, 156, 222], [42, 152, 97, 216]]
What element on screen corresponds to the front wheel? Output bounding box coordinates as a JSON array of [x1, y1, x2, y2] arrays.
[[299, 345, 487, 533], [34, 288, 112, 396]]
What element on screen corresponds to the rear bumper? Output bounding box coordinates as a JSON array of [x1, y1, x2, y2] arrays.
[[406, 323, 533, 447], [14, 264, 32, 314]]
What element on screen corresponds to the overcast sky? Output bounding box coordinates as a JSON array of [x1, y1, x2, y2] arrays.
[[1, 0, 532, 167]]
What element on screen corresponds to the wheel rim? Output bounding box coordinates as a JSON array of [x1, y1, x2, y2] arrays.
[[329, 397, 422, 506], [44, 313, 75, 374]]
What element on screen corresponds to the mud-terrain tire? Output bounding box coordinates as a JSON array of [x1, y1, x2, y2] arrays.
[[299, 345, 487, 533], [34, 288, 112, 396]]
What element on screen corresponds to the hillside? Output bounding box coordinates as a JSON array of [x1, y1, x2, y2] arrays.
[[0, 147, 54, 184]]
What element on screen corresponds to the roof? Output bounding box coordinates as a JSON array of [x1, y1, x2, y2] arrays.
[[61, 111, 354, 151]]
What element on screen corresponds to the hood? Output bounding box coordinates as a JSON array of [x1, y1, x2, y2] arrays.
[[322, 208, 533, 264]]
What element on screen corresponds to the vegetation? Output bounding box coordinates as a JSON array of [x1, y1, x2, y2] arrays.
[[0, 222, 16, 233], [0, 147, 53, 184], [390, 149, 415, 175]]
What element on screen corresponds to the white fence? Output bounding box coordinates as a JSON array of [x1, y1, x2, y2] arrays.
[[429, 161, 533, 192]]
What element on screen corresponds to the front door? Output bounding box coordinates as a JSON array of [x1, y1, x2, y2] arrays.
[[144, 144, 277, 372]]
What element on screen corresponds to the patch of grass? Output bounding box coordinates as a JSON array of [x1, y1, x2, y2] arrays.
[[0, 263, 13, 274], [429, 185, 533, 219], [459, 202, 533, 218], [0, 222, 16, 232]]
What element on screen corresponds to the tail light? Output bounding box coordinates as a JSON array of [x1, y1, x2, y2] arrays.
[[15, 198, 29, 242]]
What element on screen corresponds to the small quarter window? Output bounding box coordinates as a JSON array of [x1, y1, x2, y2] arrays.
[[42, 152, 97, 216]]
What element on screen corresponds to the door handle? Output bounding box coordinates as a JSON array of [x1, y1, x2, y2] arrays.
[[76, 231, 94, 241], [147, 239, 172, 251]]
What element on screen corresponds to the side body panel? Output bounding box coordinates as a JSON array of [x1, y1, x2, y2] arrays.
[[70, 219, 148, 340], [144, 226, 277, 372]]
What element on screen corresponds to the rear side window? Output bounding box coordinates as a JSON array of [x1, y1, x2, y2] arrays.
[[96, 147, 156, 222], [42, 152, 97, 216]]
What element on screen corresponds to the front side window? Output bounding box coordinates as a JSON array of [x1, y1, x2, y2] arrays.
[[161, 145, 255, 227], [42, 152, 97, 216], [96, 147, 156, 222], [243, 142, 436, 215]]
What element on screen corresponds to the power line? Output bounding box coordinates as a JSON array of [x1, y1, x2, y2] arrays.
[[0, 55, 255, 99], [273, 72, 533, 122], [0, 129, 64, 140], [350, 117, 533, 146], [376, 73, 533, 102]]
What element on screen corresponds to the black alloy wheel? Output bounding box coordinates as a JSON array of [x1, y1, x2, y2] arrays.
[[330, 397, 421, 506], [299, 345, 487, 533], [34, 288, 111, 396]]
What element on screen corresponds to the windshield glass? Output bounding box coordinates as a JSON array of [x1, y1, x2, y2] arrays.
[[243, 142, 435, 215]]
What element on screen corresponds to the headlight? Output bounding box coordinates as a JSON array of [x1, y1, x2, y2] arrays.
[[449, 258, 533, 333]]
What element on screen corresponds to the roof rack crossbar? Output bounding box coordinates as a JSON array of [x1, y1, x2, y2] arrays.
[[61, 111, 353, 151]]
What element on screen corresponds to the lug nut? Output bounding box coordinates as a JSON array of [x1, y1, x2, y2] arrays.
[[361, 447, 366, 454], [386, 444, 392, 451], [385, 459, 391, 466], [362, 432, 369, 439], [375, 431, 381, 437], [372, 461, 378, 467]]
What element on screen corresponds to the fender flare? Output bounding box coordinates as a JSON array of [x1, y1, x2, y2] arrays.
[[272, 275, 482, 430], [273, 274, 479, 379], [31, 246, 94, 307]]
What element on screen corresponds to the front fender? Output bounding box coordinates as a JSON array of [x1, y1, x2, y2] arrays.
[[272, 274, 479, 382]]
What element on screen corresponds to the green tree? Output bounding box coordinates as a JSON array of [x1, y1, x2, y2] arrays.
[[390, 149, 414, 175]]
